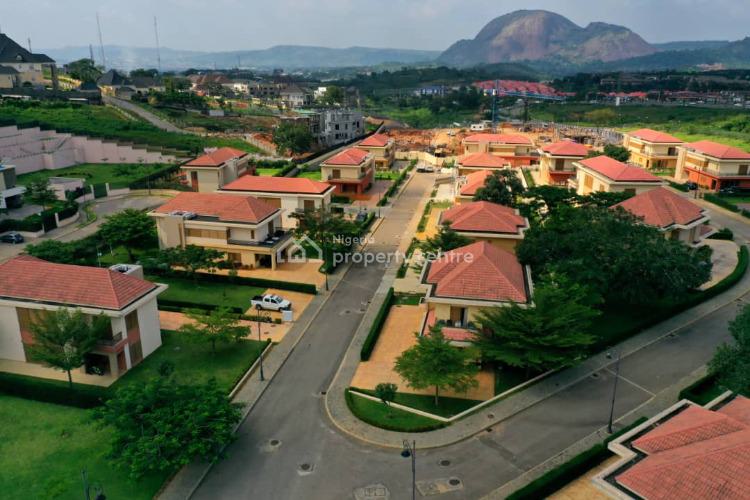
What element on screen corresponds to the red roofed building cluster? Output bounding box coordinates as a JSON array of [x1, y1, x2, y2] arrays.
[[462, 133, 536, 169], [0, 256, 167, 382], [455, 169, 494, 202], [181, 147, 252, 193], [356, 133, 395, 170], [574, 155, 663, 196], [538, 140, 589, 186], [595, 395, 750, 499], [473, 80, 560, 98], [320, 147, 375, 196], [676, 140, 750, 191], [623, 128, 684, 171]]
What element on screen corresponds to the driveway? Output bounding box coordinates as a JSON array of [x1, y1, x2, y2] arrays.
[[103, 95, 186, 134]]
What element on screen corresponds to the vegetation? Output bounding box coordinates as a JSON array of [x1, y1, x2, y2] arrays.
[[352, 388, 481, 419], [344, 389, 445, 432], [474, 275, 599, 373], [588, 144, 631, 162], [66, 58, 103, 83], [473, 170, 525, 207], [360, 287, 394, 361], [158, 244, 224, 280], [24, 179, 57, 209], [293, 206, 361, 271], [394, 327, 479, 406], [98, 209, 156, 261], [29, 309, 110, 388], [273, 121, 313, 155], [179, 307, 247, 354], [146, 274, 264, 311], [17, 163, 172, 188], [96, 376, 242, 478], [709, 302, 750, 395], [374, 383, 398, 406], [420, 223, 472, 258]]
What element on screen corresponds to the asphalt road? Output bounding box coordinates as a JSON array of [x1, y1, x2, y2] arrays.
[[193, 178, 749, 500]]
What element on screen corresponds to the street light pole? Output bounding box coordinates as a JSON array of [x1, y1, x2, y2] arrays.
[[607, 351, 621, 434], [401, 440, 416, 500], [255, 304, 265, 381]]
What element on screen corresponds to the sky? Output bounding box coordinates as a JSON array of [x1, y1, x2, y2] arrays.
[[1, 0, 748, 53]]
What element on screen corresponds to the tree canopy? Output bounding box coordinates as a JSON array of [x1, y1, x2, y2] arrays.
[[273, 122, 313, 155], [473, 170, 525, 207], [179, 307, 246, 354], [159, 244, 224, 279], [66, 58, 103, 83], [587, 144, 631, 163], [709, 303, 750, 395], [98, 209, 156, 261], [293, 207, 360, 268], [420, 223, 472, 258], [25, 179, 57, 210], [517, 205, 712, 305]]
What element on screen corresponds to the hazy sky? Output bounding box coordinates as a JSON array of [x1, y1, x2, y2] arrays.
[[1, 0, 748, 52]]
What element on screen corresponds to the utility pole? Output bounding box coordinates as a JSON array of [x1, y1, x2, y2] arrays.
[[96, 12, 106, 68], [27, 38, 32, 53], [607, 351, 622, 434], [153, 17, 162, 73]]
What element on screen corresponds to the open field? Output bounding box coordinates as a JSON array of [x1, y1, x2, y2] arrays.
[[17, 163, 170, 187]]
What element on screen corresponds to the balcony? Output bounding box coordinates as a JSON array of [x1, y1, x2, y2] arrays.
[[228, 229, 292, 248], [95, 332, 127, 353]]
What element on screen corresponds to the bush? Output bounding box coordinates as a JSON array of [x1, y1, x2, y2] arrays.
[[678, 373, 723, 405], [507, 417, 648, 500], [417, 201, 433, 232], [128, 164, 181, 189], [92, 183, 108, 199], [0, 371, 109, 408], [148, 267, 317, 295], [273, 162, 297, 177], [332, 195, 351, 204], [668, 180, 690, 192], [704, 194, 750, 220], [360, 288, 394, 361], [709, 227, 734, 241], [157, 298, 244, 315], [0, 214, 43, 233], [56, 202, 79, 221]]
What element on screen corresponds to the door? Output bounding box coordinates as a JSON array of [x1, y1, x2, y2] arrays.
[[117, 351, 127, 374], [190, 171, 199, 191]]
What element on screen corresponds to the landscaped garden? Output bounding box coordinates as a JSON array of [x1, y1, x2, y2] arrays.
[[16, 163, 171, 188], [146, 274, 265, 312], [344, 389, 445, 432]]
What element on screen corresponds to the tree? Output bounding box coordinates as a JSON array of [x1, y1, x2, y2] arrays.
[[160, 245, 224, 280], [577, 190, 633, 208], [25, 179, 57, 210], [66, 58, 102, 83], [394, 328, 479, 406], [519, 185, 578, 221], [179, 307, 246, 353], [321, 86, 345, 105], [587, 145, 630, 163], [96, 377, 242, 478], [25, 239, 77, 264], [473, 170, 525, 207], [583, 108, 617, 125], [130, 68, 159, 78], [293, 207, 359, 269], [517, 205, 712, 305], [420, 223, 472, 258], [98, 209, 156, 261], [474, 275, 599, 373], [709, 303, 750, 395], [375, 382, 398, 406], [273, 122, 313, 155], [28, 309, 110, 388]]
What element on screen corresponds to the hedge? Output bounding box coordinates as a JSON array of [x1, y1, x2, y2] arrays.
[[273, 162, 298, 177], [708, 227, 734, 241], [156, 298, 244, 315], [148, 268, 317, 295], [92, 183, 108, 199], [0, 214, 43, 232], [678, 373, 723, 405], [416, 200, 433, 232], [360, 287, 394, 361], [507, 417, 648, 500], [376, 160, 415, 206], [128, 163, 181, 189], [668, 180, 690, 192], [0, 371, 109, 409]]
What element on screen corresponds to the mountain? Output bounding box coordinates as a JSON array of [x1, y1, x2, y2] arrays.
[[653, 40, 730, 52], [42, 45, 441, 71], [438, 10, 656, 67]]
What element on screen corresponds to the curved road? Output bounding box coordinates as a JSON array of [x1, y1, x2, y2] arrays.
[[193, 176, 748, 499], [103, 95, 187, 134]]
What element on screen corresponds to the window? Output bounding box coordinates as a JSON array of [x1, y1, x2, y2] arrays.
[[554, 158, 565, 171], [303, 199, 315, 210], [583, 174, 593, 189], [739, 165, 749, 176], [129, 341, 143, 366], [186, 228, 227, 240], [125, 311, 140, 336], [624, 188, 636, 196]]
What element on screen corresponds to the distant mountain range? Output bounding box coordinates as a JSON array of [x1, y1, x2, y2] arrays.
[[41, 45, 440, 71]]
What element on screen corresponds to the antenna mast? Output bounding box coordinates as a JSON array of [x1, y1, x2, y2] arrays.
[[27, 38, 32, 53], [96, 12, 106, 68], [89, 44, 95, 62], [153, 17, 162, 73]]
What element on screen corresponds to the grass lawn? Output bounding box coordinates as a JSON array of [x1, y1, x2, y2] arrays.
[[375, 171, 400, 181], [345, 389, 445, 432], [392, 293, 423, 306], [256, 168, 282, 176], [17, 163, 170, 188], [297, 170, 322, 180], [353, 388, 480, 418], [0, 394, 167, 500], [113, 330, 266, 394], [146, 274, 265, 311]]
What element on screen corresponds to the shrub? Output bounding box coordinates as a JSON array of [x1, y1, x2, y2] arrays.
[[0, 371, 109, 408], [668, 180, 689, 192], [148, 267, 317, 295], [417, 201, 433, 232], [709, 227, 734, 241], [360, 288, 394, 361], [157, 298, 244, 315]]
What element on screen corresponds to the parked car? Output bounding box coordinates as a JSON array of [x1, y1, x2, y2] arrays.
[[251, 294, 292, 311], [0, 232, 24, 244], [416, 165, 435, 173], [685, 182, 698, 191], [354, 211, 368, 223], [719, 186, 749, 196]]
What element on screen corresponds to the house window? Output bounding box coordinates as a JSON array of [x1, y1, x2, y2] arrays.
[[554, 159, 565, 171], [583, 175, 593, 189], [129, 340, 143, 366], [624, 188, 636, 196], [186, 228, 227, 240], [739, 165, 749, 176], [332, 169, 341, 179], [303, 199, 315, 210]]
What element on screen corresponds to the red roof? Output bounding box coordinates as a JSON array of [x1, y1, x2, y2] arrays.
[[615, 397, 750, 500], [541, 140, 588, 157], [614, 187, 706, 229], [358, 134, 391, 147], [0, 256, 157, 310], [579, 156, 662, 183], [459, 152, 506, 169], [221, 175, 333, 195], [685, 140, 750, 160], [628, 128, 682, 144], [424, 241, 528, 303], [185, 147, 247, 167], [323, 148, 370, 166], [459, 170, 493, 196], [154, 192, 278, 223], [463, 133, 533, 145], [440, 201, 527, 235]]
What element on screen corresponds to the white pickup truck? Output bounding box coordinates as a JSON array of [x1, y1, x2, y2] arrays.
[[251, 294, 292, 311]]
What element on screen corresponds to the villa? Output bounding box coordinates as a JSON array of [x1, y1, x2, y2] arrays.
[[319, 148, 374, 196], [438, 201, 529, 253], [462, 133, 536, 167], [181, 147, 252, 193], [150, 192, 294, 270], [0, 256, 166, 381], [356, 133, 395, 171], [674, 140, 750, 191], [455, 169, 493, 203], [573, 156, 663, 196], [623, 128, 683, 170], [537, 140, 588, 186], [457, 152, 506, 176]]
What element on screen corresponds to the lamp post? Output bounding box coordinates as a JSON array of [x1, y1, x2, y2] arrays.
[[607, 351, 621, 434], [401, 440, 416, 500], [254, 304, 266, 381]]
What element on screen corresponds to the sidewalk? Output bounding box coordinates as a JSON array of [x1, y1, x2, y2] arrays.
[[324, 247, 750, 449]]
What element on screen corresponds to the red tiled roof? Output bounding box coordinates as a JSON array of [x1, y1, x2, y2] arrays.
[[221, 175, 333, 195], [459, 170, 493, 196], [424, 241, 528, 303], [154, 192, 278, 223], [718, 397, 750, 426], [358, 134, 391, 147], [541, 140, 588, 157], [463, 133, 533, 145], [614, 187, 706, 229], [685, 140, 750, 160], [459, 152, 506, 169], [439, 201, 528, 235], [628, 128, 682, 144], [579, 156, 662, 183], [185, 147, 247, 167], [323, 148, 370, 166], [0, 256, 157, 310]]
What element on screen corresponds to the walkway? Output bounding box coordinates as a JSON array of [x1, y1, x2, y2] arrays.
[[103, 96, 187, 134]]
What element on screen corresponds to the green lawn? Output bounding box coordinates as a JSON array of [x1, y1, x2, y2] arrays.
[[297, 170, 322, 180], [0, 394, 167, 500], [353, 388, 480, 418], [256, 168, 282, 176], [113, 330, 266, 394], [146, 274, 265, 311], [392, 293, 423, 306], [345, 389, 445, 432], [17, 163, 170, 188]]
